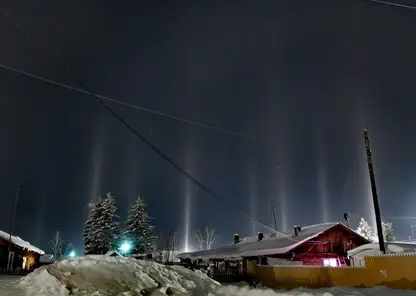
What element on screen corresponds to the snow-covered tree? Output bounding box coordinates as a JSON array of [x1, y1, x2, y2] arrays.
[[83, 193, 119, 254], [83, 199, 101, 254], [356, 218, 375, 242], [382, 221, 395, 242], [50, 231, 63, 259], [356, 218, 395, 242], [195, 227, 216, 251], [124, 197, 156, 254]]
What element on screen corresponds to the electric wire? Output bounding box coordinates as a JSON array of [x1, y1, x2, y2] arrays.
[[0, 58, 277, 234], [0, 10, 283, 235], [361, 0, 416, 10], [0, 63, 252, 140], [76, 80, 283, 235], [0, 7, 359, 242]]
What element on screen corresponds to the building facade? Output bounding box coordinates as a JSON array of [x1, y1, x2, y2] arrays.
[[178, 222, 370, 280]]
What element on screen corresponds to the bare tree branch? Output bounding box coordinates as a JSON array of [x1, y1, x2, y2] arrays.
[[50, 231, 63, 259], [195, 227, 216, 251]]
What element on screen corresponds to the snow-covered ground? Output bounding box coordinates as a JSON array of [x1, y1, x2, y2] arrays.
[[0, 255, 414, 296]]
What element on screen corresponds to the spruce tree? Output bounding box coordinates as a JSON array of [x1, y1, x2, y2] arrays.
[[356, 218, 375, 242], [124, 197, 155, 254], [83, 198, 103, 254], [99, 193, 120, 253], [382, 221, 395, 242], [82, 193, 119, 254]]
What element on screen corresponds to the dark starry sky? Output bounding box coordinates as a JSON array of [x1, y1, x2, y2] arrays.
[[0, 0, 415, 253]]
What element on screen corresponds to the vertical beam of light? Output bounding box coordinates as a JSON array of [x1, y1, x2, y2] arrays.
[[278, 171, 288, 232], [88, 124, 104, 204], [184, 179, 192, 252], [249, 162, 257, 236], [317, 149, 329, 223], [182, 137, 195, 252]]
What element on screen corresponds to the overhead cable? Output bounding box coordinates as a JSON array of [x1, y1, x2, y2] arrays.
[[361, 0, 416, 10], [0, 63, 253, 139]]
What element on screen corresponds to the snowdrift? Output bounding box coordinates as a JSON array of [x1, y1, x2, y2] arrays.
[[1, 255, 415, 295]]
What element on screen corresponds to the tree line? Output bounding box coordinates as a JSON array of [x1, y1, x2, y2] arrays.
[[82, 193, 155, 255], [356, 217, 395, 242]]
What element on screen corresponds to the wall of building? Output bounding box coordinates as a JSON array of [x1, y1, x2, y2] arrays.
[[291, 225, 369, 265], [247, 253, 416, 290]]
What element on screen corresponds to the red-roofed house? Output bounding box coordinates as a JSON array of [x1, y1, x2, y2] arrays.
[[179, 222, 370, 268]]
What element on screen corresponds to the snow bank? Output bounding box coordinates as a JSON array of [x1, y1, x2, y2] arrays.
[[1, 256, 415, 295], [10, 255, 221, 295]]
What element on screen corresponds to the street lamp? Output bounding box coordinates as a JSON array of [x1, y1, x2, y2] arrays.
[[69, 251, 76, 258], [119, 242, 132, 254]]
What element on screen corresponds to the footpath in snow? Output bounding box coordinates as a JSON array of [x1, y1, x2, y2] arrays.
[[0, 255, 415, 296]]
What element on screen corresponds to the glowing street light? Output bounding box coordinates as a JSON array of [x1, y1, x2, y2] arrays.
[[69, 251, 76, 258], [119, 242, 132, 254]]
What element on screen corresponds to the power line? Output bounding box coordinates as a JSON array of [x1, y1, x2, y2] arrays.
[[75, 79, 280, 234], [1, 10, 254, 140], [361, 0, 416, 10], [0, 63, 253, 140], [0, 10, 281, 236], [0, 59, 276, 233]]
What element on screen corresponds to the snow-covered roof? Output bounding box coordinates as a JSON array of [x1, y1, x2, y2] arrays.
[[347, 241, 416, 257], [179, 222, 360, 260], [0, 230, 44, 255], [105, 250, 123, 257]]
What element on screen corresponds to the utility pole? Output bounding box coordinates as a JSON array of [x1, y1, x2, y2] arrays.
[[270, 200, 278, 231], [8, 184, 20, 269], [363, 130, 385, 253]]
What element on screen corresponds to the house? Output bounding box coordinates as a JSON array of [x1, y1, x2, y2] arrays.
[[178, 222, 370, 269], [347, 241, 416, 267], [0, 229, 45, 271]]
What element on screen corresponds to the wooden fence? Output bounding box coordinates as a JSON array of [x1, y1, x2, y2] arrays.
[[247, 253, 416, 290]]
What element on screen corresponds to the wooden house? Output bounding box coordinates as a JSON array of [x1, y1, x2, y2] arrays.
[[178, 222, 370, 281], [0, 229, 45, 271]]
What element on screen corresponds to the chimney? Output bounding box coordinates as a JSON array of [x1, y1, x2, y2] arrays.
[[257, 232, 264, 241], [233, 233, 240, 244], [294, 225, 302, 236]]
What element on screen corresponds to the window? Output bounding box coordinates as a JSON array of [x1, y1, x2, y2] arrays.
[[323, 258, 338, 267]]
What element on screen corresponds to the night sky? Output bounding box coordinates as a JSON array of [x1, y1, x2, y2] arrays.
[[1, 1, 416, 254]]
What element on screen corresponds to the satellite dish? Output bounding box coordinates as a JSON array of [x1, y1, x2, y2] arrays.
[[344, 212, 349, 222]]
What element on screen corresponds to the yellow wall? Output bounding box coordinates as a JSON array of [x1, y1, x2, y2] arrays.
[[248, 253, 416, 290]]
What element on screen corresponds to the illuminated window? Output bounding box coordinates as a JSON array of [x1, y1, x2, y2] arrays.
[[323, 258, 338, 267]]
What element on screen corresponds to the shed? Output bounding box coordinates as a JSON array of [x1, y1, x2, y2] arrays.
[[347, 242, 416, 267]]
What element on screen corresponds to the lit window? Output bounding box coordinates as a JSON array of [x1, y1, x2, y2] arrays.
[[323, 258, 338, 267]]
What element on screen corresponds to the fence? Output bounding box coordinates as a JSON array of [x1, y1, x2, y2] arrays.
[[0, 268, 30, 276], [247, 253, 416, 290]]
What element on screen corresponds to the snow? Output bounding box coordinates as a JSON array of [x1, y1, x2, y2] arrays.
[[0, 255, 414, 295], [348, 241, 416, 257], [0, 230, 45, 255]]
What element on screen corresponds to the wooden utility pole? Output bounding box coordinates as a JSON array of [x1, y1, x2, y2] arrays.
[[7, 184, 20, 269], [363, 130, 386, 253], [270, 200, 278, 231]]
